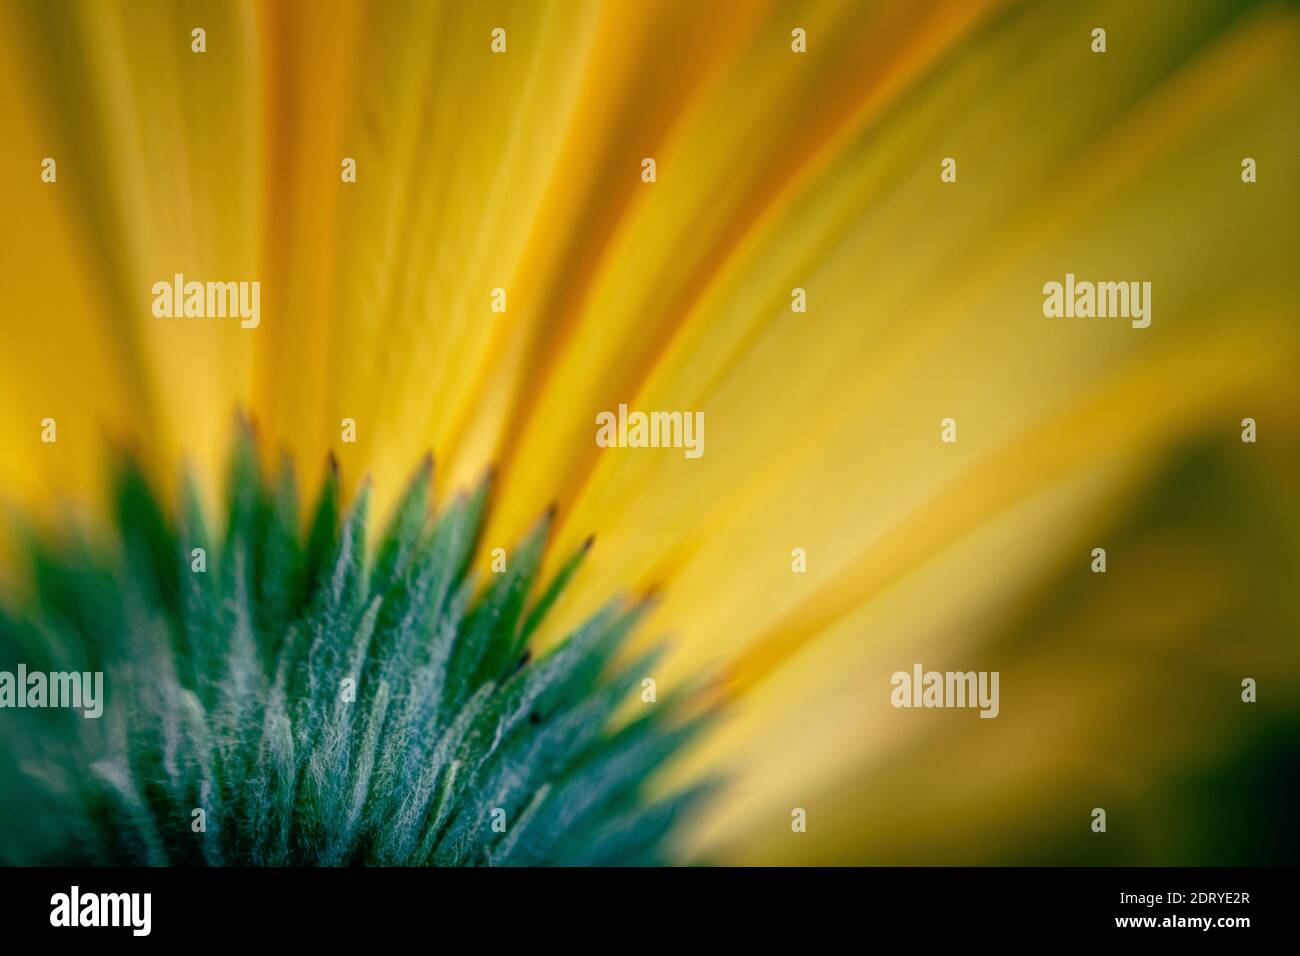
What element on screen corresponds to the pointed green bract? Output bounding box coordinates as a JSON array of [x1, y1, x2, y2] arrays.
[[0, 430, 710, 866]]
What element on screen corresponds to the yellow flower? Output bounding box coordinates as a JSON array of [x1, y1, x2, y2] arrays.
[[1, 0, 1296, 863]]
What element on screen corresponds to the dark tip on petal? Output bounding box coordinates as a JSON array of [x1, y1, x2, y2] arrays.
[[640, 582, 665, 607], [545, 501, 558, 521], [582, 533, 595, 552], [700, 677, 731, 715], [234, 408, 260, 439], [417, 451, 434, 474]]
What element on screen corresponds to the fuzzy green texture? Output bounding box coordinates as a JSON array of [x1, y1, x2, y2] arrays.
[[0, 425, 710, 865]]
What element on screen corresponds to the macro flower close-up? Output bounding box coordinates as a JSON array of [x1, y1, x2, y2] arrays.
[[1, 0, 1297, 877]]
